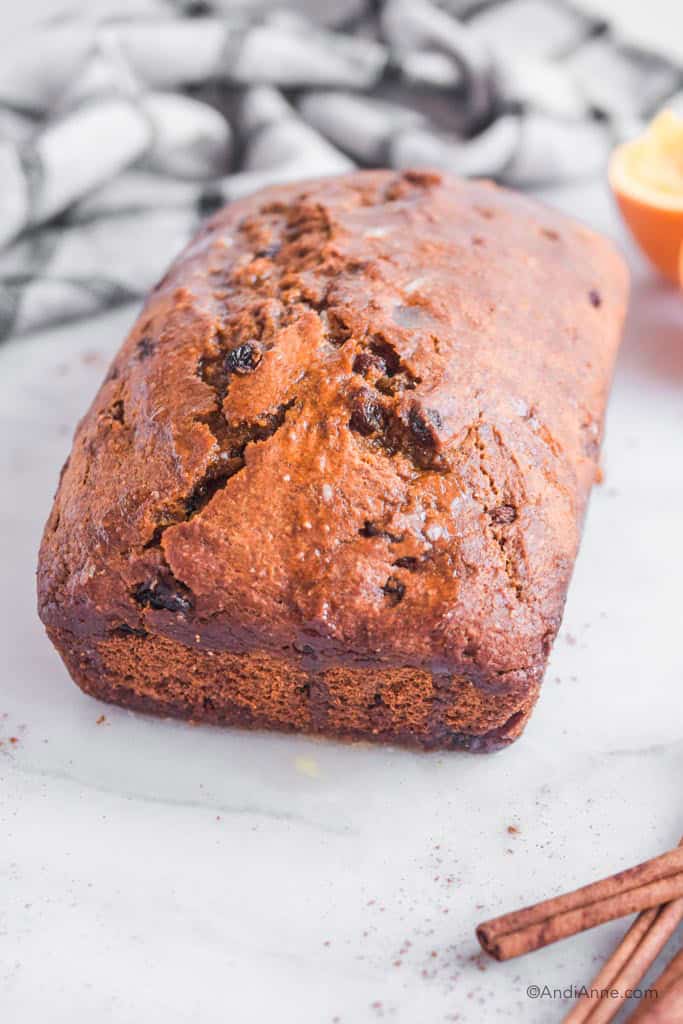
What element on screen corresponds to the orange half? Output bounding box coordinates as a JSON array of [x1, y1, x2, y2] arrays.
[[609, 110, 683, 285]]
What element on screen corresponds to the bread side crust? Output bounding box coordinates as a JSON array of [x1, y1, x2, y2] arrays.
[[47, 626, 540, 752]]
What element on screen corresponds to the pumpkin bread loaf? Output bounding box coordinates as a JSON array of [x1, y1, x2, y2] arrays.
[[37, 170, 628, 751]]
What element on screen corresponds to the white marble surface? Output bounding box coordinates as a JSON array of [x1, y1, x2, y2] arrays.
[[1, 180, 682, 1023]]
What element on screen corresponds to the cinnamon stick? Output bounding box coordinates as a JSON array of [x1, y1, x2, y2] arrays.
[[477, 845, 683, 961], [562, 895, 683, 1023], [629, 948, 683, 1024], [562, 906, 660, 1023]]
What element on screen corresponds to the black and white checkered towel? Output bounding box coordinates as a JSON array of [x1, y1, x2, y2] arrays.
[[0, 0, 680, 340]]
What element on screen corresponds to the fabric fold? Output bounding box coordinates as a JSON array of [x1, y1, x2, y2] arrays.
[[0, 0, 679, 340]]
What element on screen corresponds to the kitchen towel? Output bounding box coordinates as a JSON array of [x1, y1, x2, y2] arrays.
[[0, 0, 680, 339]]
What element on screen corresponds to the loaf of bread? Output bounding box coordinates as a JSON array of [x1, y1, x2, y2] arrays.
[[37, 170, 628, 751]]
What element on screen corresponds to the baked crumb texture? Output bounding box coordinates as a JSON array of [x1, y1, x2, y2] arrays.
[[38, 170, 628, 752]]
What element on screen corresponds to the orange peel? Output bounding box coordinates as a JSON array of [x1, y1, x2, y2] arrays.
[[608, 110, 683, 285]]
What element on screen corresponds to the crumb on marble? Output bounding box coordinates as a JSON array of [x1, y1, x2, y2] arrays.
[[81, 350, 104, 366], [294, 756, 320, 778]]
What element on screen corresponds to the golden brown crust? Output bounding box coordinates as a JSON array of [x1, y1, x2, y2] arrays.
[[37, 169, 628, 750]]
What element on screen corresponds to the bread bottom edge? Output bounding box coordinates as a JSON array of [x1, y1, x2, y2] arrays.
[[47, 625, 541, 753]]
